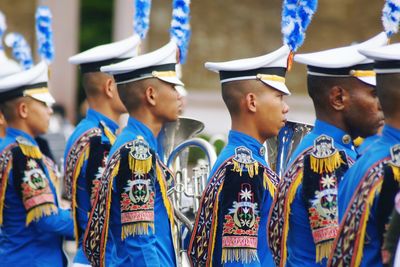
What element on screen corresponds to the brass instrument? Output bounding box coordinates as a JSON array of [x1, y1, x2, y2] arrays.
[[160, 117, 217, 266], [265, 120, 313, 178]]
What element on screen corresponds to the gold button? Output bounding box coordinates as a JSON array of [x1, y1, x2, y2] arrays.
[[342, 134, 351, 144]]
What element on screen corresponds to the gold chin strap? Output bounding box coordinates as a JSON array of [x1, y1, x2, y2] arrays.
[[151, 70, 177, 78], [256, 74, 285, 83], [350, 70, 376, 77]]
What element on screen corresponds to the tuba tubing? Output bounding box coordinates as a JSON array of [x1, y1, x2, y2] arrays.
[[167, 137, 217, 168]]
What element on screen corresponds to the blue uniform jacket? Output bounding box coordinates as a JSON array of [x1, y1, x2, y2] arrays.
[[0, 128, 74, 267], [189, 130, 278, 267], [285, 120, 356, 267], [108, 117, 175, 266], [63, 108, 119, 265], [337, 125, 400, 267]]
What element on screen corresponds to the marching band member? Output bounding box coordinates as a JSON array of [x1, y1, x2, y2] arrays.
[[66, 34, 140, 266], [330, 42, 400, 267], [188, 45, 291, 266], [0, 61, 74, 267], [83, 41, 182, 267], [268, 32, 388, 267]]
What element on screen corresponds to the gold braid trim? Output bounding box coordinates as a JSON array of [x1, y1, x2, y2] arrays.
[[281, 171, 303, 267], [128, 154, 152, 174], [208, 183, 225, 267], [0, 160, 13, 226], [353, 180, 383, 267], [156, 163, 174, 229], [310, 151, 345, 174], [72, 145, 90, 248], [221, 248, 258, 264], [103, 125, 116, 145], [232, 160, 259, 178], [19, 143, 42, 159], [390, 164, 400, 182], [26, 203, 58, 225], [102, 160, 120, 264], [264, 172, 276, 198]]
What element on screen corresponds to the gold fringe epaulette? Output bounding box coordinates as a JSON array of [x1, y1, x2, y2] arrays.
[[26, 203, 58, 225], [221, 248, 259, 264], [128, 137, 152, 174], [232, 146, 259, 178], [310, 150, 344, 174], [310, 135, 345, 174], [16, 136, 42, 159]]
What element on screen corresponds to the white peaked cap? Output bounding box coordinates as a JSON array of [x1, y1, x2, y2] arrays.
[[359, 43, 400, 74], [69, 34, 141, 73], [0, 61, 55, 104], [0, 50, 22, 78], [295, 32, 389, 86], [101, 41, 184, 86], [205, 45, 291, 95]]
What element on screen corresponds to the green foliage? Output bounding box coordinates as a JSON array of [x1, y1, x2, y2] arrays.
[[76, 0, 113, 121], [187, 134, 226, 164]]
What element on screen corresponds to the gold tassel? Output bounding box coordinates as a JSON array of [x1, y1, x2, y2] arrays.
[[26, 203, 58, 225], [232, 161, 259, 178], [129, 154, 152, 174], [156, 163, 174, 230], [315, 242, 333, 263], [264, 172, 275, 197], [310, 151, 344, 174], [281, 171, 303, 267], [354, 180, 382, 267], [390, 164, 400, 182], [221, 248, 258, 264], [0, 160, 13, 226], [103, 125, 116, 145], [121, 222, 155, 240], [19, 143, 42, 159]]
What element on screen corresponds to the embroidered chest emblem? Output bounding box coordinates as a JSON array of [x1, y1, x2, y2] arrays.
[[125, 174, 152, 204], [222, 183, 260, 263], [232, 146, 259, 178], [228, 185, 259, 229], [24, 159, 47, 190], [309, 174, 338, 223]]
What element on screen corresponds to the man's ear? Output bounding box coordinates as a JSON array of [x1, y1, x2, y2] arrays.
[[329, 85, 347, 111], [104, 78, 115, 99], [245, 92, 257, 113], [145, 86, 157, 106], [18, 100, 29, 119]]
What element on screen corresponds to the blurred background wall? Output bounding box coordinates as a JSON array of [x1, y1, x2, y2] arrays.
[[0, 0, 398, 127]]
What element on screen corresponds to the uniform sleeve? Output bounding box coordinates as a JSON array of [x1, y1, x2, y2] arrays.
[[112, 138, 162, 265], [219, 167, 264, 267], [12, 148, 75, 239], [33, 208, 75, 239]]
